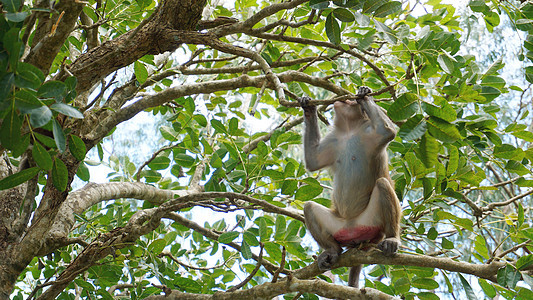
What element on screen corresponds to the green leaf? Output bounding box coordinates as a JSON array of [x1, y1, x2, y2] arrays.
[[228, 117, 239, 136], [505, 160, 529, 175], [52, 158, 68, 191], [517, 18, 533, 31], [518, 287, 533, 300], [374, 20, 397, 44], [175, 277, 202, 293], [12, 134, 30, 157], [243, 230, 259, 246], [0, 108, 22, 150], [53, 120, 66, 152], [0, 167, 39, 190], [481, 75, 506, 89], [479, 86, 500, 102], [160, 126, 178, 141], [426, 117, 461, 143], [29, 106, 52, 128], [373, 1, 402, 18], [14, 89, 43, 111], [16, 62, 45, 87], [478, 279, 496, 298], [76, 162, 90, 181], [134, 61, 148, 84], [309, 0, 329, 10], [194, 114, 207, 126], [295, 184, 323, 201], [474, 235, 489, 259], [399, 114, 426, 141], [441, 237, 454, 249], [148, 156, 171, 170], [51, 103, 84, 119], [517, 255, 533, 270], [148, 239, 166, 254], [494, 144, 524, 160], [6, 11, 28, 22], [333, 8, 355, 22], [363, 0, 385, 14], [68, 135, 87, 161], [281, 179, 298, 195], [1, 0, 21, 12], [525, 66, 533, 84], [483, 11, 499, 32], [218, 231, 239, 244], [0, 73, 14, 103], [437, 53, 456, 74], [38, 81, 67, 100], [427, 227, 438, 240], [388, 93, 418, 121], [241, 240, 252, 259], [416, 134, 439, 168], [325, 12, 341, 45], [512, 130, 533, 142], [412, 278, 439, 290], [422, 101, 456, 122], [211, 119, 227, 134], [65, 76, 78, 90], [446, 145, 459, 176], [258, 218, 268, 241], [417, 292, 439, 300], [468, 0, 488, 13], [32, 142, 53, 170], [497, 265, 521, 289], [174, 153, 195, 168], [458, 273, 477, 300]]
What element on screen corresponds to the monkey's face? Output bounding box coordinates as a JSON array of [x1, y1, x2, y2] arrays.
[[333, 100, 365, 122]]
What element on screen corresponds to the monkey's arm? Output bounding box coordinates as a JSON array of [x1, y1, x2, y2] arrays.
[[299, 96, 336, 171], [360, 97, 396, 145]]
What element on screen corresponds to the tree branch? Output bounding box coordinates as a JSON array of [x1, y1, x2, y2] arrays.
[[147, 277, 394, 300]]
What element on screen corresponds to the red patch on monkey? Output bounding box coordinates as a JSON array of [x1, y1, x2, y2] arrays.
[[333, 226, 381, 245]]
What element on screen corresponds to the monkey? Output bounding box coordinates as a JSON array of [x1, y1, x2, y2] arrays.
[[299, 86, 402, 288]]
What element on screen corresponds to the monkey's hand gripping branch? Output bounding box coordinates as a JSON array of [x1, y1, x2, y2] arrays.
[[298, 96, 316, 118]]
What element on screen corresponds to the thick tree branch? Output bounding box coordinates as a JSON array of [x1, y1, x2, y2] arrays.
[[293, 248, 507, 284], [24, 0, 85, 75], [59, 0, 207, 93], [147, 277, 393, 300], [210, 0, 309, 37], [85, 69, 350, 142], [39, 182, 181, 255], [41, 182, 303, 256]]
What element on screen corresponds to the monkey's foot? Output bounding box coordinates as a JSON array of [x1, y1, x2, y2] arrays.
[[333, 226, 381, 246], [317, 249, 340, 270], [378, 237, 399, 256]]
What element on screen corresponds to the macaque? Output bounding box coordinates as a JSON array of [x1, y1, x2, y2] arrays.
[[300, 86, 401, 288]]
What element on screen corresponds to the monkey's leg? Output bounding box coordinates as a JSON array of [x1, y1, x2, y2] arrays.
[[303, 202, 346, 270], [332, 178, 401, 254], [359, 177, 401, 255]]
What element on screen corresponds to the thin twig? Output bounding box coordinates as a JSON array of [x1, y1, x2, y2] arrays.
[[227, 243, 264, 292], [272, 246, 286, 283]]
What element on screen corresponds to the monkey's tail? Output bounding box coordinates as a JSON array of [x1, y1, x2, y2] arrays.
[[348, 264, 362, 288]]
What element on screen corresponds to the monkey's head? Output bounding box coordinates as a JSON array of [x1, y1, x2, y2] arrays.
[[333, 100, 366, 129]]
